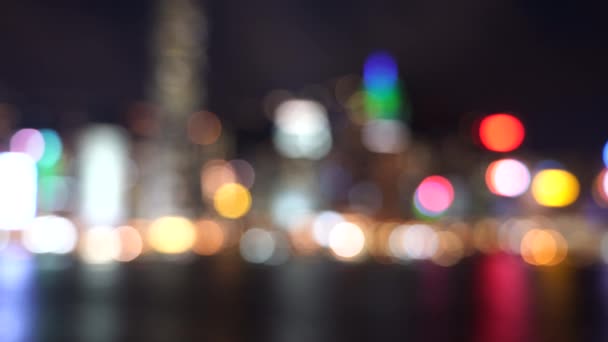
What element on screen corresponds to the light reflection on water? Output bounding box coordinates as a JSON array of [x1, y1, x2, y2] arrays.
[[0, 246, 34, 342]]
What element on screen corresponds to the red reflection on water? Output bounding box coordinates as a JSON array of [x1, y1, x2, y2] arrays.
[[475, 253, 532, 342]]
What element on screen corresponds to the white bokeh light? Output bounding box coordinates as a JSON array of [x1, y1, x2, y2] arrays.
[[328, 222, 366, 259], [22, 215, 78, 254], [0, 152, 37, 230], [240, 228, 276, 264], [273, 99, 332, 160]]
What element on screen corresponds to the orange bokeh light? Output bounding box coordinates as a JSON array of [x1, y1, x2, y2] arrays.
[[478, 113, 524, 152], [193, 219, 225, 256]]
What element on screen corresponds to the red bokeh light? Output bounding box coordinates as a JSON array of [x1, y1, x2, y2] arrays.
[[478, 114, 524, 152]]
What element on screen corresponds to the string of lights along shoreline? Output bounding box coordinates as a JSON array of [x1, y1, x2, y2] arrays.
[[0, 50, 607, 268]]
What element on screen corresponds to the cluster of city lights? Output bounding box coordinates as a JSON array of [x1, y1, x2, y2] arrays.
[[0, 212, 604, 268], [0, 51, 607, 270]]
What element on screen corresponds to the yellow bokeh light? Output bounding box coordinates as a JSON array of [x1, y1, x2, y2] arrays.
[[147, 216, 196, 254], [213, 183, 252, 219], [531, 169, 579, 207], [520, 228, 567, 266]]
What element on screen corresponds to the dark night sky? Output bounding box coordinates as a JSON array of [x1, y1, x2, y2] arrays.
[[1, 0, 608, 156]]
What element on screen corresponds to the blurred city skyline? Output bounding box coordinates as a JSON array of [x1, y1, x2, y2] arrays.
[[1, 0, 608, 156]]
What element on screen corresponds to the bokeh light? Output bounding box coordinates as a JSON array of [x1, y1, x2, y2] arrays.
[[80, 226, 121, 264], [485, 158, 531, 197], [364, 52, 398, 91], [200, 160, 237, 200], [520, 228, 568, 266], [312, 211, 345, 247], [271, 189, 313, 229], [388, 224, 438, 260], [22, 215, 77, 254], [240, 228, 276, 264], [328, 222, 366, 259], [431, 230, 464, 266], [38, 129, 62, 169], [114, 225, 143, 262], [147, 216, 196, 254], [0, 152, 37, 230], [188, 111, 222, 145], [531, 169, 580, 207], [213, 183, 252, 219], [594, 169, 608, 205], [193, 219, 225, 256], [273, 99, 332, 159], [78, 125, 128, 226], [478, 113, 525, 152], [363, 51, 401, 120], [229, 159, 255, 188], [413, 176, 454, 216], [10, 128, 45, 161], [361, 119, 409, 154], [603, 140, 608, 168]]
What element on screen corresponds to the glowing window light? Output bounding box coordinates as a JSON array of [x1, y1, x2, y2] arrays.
[[328, 222, 366, 259], [312, 211, 345, 247], [0, 153, 37, 230], [531, 169, 579, 207], [478, 113, 525, 152], [78, 125, 129, 226], [10, 128, 45, 161], [38, 129, 62, 169], [413, 176, 454, 216], [188, 111, 222, 145], [214, 183, 252, 219], [485, 159, 531, 197], [361, 119, 409, 154], [273, 99, 332, 160], [147, 216, 196, 255], [520, 228, 567, 266], [80, 226, 121, 264], [240, 228, 276, 264], [113, 225, 143, 262], [193, 219, 225, 256], [22, 215, 77, 254]]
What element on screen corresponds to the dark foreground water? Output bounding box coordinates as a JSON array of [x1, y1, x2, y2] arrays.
[[1, 250, 606, 342]]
